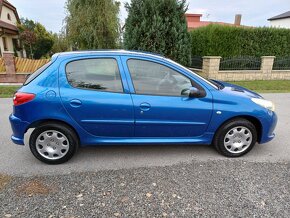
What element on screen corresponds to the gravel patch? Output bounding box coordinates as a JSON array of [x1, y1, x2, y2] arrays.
[[0, 160, 289, 217], [0, 174, 11, 192]]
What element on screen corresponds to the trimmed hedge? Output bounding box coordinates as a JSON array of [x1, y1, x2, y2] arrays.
[[190, 24, 290, 57]]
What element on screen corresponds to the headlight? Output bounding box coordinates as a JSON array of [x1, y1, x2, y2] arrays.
[[251, 98, 275, 111]]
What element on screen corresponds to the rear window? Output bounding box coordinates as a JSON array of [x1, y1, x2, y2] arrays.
[[24, 61, 52, 86], [65, 58, 123, 93]]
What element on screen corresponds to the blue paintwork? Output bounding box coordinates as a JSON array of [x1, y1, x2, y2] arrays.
[[9, 50, 277, 147]]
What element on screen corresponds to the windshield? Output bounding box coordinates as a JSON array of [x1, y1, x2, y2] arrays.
[[24, 61, 52, 86], [165, 58, 219, 90]]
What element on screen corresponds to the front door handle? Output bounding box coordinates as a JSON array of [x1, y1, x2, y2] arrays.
[[70, 99, 82, 108], [140, 102, 151, 111]]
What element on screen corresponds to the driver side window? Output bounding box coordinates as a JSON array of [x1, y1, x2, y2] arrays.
[[127, 59, 192, 96]]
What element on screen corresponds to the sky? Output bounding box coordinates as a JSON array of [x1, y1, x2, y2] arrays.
[[9, 0, 289, 33]]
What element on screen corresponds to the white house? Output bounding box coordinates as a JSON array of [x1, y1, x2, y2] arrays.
[[268, 11, 290, 29], [0, 0, 25, 57]]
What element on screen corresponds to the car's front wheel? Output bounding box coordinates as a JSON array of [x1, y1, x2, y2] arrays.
[[29, 123, 78, 164], [213, 119, 257, 157]]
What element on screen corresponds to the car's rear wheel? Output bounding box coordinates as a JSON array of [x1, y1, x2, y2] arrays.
[[213, 119, 257, 157], [29, 123, 78, 164]]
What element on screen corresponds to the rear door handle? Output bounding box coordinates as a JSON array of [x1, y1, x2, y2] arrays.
[[140, 102, 151, 111], [70, 99, 82, 108]]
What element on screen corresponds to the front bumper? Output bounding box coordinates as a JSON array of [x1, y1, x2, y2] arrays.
[[9, 114, 30, 145], [259, 111, 278, 144]]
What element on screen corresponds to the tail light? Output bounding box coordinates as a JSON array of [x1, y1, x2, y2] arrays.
[[13, 92, 36, 106]]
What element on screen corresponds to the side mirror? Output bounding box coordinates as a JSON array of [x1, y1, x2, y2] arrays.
[[181, 87, 205, 98]]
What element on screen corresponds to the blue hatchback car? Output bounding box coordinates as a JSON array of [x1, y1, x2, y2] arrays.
[[10, 50, 277, 164]]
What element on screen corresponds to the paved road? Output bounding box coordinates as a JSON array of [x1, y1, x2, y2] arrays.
[[0, 93, 289, 176]]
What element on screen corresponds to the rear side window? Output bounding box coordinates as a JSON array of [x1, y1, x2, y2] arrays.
[[66, 58, 123, 93], [24, 61, 51, 86]]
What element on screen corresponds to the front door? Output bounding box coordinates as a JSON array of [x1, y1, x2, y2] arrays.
[[59, 56, 134, 137], [122, 57, 213, 138]]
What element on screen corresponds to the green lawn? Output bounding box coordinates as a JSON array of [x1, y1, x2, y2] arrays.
[[0, 80, 289, 98], [230, 80, 290, 93], [0, 86, 20, 98]]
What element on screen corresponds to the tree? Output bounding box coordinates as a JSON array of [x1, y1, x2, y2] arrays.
[[33, 23, 55, 59], [19, 29, 36, 58], [65, 0, 121, 49], [51, 31, 71, 54], [18, 18, 55, 59], [124, 0, 191, 66]]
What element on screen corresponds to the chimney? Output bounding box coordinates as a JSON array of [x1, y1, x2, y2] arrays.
[[234, 14, 242, 26]]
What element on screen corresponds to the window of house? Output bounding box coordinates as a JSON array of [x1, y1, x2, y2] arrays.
[[7, 13, 11, 21], [12, 38, 20, 50], [127, 59, 192, 96], [66, 58, 123, 93], [2, 37, 8, 51]]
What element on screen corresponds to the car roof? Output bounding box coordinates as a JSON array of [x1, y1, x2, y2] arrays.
[[52, 50, 166, 61]]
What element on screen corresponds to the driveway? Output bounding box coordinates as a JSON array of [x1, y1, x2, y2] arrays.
[[0, 93, 289, 176]]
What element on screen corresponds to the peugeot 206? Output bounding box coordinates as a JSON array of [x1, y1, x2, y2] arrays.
[[9, 51, 277, 164]]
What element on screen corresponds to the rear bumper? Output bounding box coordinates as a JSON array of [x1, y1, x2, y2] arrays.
[[259, 111, 278, 144], [9, 114, 30, 145]]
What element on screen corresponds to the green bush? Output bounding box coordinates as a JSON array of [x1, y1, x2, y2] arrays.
[[190, 25, 290, 57]]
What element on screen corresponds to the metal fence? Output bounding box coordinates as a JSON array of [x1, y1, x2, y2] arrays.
[[191, 56, 203, 69], [219, 56, 261, 71], [273, 57, 290, 70]]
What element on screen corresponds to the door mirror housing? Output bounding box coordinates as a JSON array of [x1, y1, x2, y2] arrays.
[[181, 87, 206, 98]]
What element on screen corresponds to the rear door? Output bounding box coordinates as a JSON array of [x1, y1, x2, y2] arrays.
[[59, 56, 134, 137]]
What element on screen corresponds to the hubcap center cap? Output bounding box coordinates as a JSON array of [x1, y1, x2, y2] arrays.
[[47, 146, 55, 153]]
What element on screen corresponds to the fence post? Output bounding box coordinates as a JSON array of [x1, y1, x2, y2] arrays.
[[261, 56, 275, 80], [3, 52, 16, 75], [202, 56, 221, 79]]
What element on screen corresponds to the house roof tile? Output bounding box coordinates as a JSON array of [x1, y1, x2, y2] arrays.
[[187, 21, 244, 29], [0, 20, 18, 32]]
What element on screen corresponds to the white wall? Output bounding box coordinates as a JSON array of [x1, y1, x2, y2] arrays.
[[0, 35, 19, 56], [270, 18, 290, 29], [0, 38, 4, 54], [0, 6, 18, 25], [0, 36, 13, 54], [0, 5, 19, 56]]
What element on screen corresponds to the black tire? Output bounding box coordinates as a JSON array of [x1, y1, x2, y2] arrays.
[[29, 123, 79, 164], [213, 118, 257, 157]]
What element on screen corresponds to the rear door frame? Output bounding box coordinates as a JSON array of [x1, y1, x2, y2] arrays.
[[58, 54, 135, 138]]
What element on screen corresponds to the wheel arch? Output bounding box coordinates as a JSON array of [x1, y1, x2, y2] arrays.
[[214, 115, 263, 143], [26, 119, 80, 144]]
